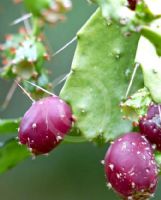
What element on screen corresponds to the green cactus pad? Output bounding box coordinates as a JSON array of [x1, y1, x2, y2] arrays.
[[60, 9, 142, 143]]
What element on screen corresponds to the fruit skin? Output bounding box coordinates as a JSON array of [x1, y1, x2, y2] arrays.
[[128, 0, 138, 10], [104, 132, 158, 199], [18, 95, 73, 154], [139, 104, 161, 151]]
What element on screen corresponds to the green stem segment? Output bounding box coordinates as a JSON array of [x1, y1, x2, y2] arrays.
[[64, 135, 87, 143], [0, 118, 21, 134], [32, 17, 43, 37]]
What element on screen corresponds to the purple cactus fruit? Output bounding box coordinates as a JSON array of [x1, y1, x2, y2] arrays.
[[18, 95, 73, 155], [128, 0, 138, 10], [139, 104, 161, 151], [104, 132, 158, 199]]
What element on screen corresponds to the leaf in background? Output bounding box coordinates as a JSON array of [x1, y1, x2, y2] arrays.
[[136, 36, 161, 103], [60, 9, 143, 143], [0, 118, 20, 134], [0, 139, 29, 174], [141, 21, 161, 56], [155, 151, 161, 174], [144, 0, 161, 17]]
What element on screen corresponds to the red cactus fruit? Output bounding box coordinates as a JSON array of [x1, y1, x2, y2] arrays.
[[18, 95, 73, 155], [139, 104, 161, 151], [128, 0, 138, 10], [104, 132, 158, 200]]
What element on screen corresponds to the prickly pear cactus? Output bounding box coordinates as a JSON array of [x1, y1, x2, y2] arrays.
[[60, 9, 143, 143]]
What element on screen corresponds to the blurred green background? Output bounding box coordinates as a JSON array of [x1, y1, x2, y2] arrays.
[[0, 1, 160, 200]]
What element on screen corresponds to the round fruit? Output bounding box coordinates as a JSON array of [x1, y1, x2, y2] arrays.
[[104, 132, 158, 199], [127, 0, 138, 10], [139, 104, 161, 151], [18, 95, 73, 154]]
